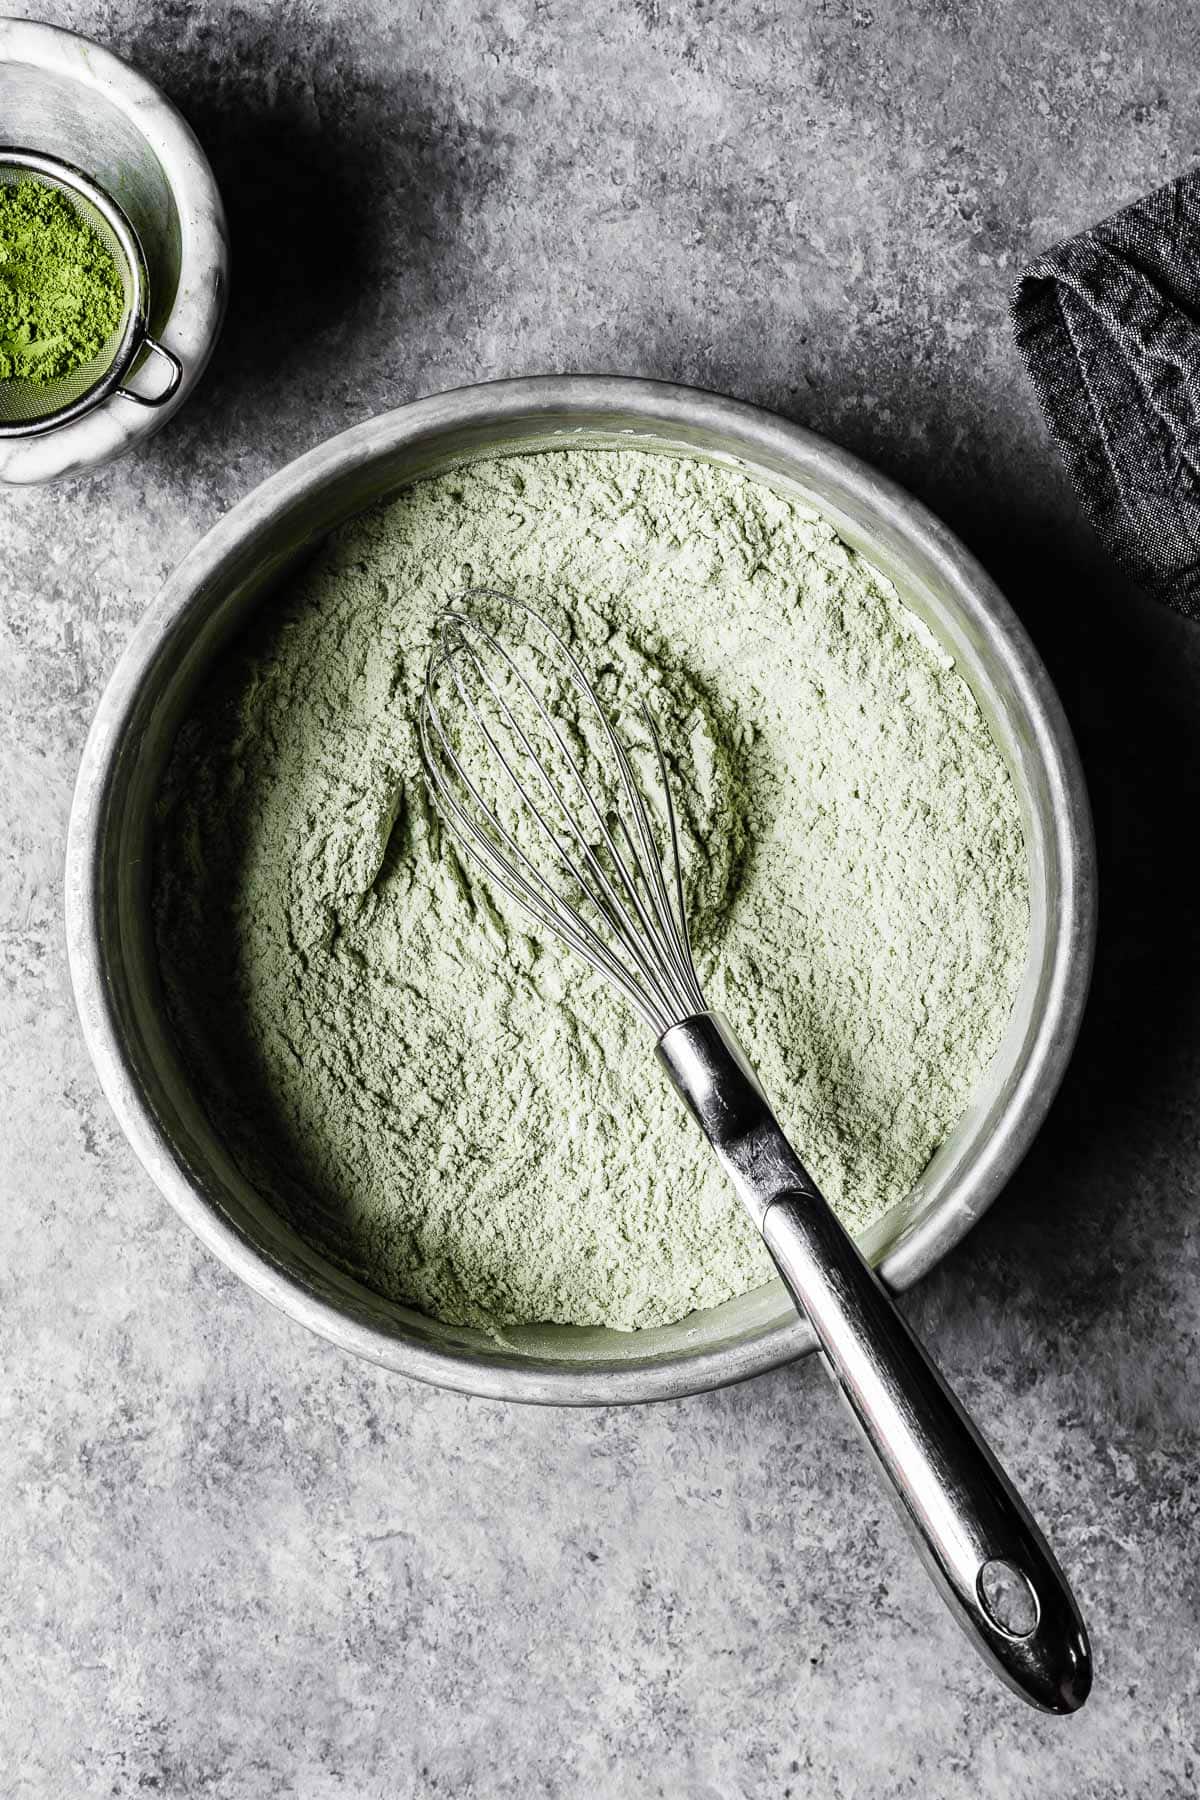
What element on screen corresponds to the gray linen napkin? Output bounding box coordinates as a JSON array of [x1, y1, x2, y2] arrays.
[[1012, 169, 1200, 622]]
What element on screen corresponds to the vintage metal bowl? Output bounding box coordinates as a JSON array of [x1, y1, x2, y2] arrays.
[[64, 376, 1097, 1404]]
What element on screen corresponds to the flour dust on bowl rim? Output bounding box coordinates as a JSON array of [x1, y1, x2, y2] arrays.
[[64, 376, 1097, 1405]]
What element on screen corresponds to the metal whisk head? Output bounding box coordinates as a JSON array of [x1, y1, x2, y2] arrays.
[[418, 589, 708, 1038]]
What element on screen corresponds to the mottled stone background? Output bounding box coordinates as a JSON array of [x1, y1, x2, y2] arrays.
[[3, 1, 1199, 1794]]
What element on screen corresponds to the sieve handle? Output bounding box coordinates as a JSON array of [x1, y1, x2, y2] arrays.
[[657, 1010, 1092, 1715], [115, 335, 183, 408]]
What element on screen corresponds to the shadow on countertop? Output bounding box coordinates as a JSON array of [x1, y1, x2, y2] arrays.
[[928, 509, 1200, 1405], [107, 4, 503, 459]]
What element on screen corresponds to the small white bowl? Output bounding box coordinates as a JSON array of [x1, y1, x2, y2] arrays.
[[0, 18, 228, 484]]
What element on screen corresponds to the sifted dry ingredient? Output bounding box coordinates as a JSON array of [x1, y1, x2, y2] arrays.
[[0, 179, 124, 384], [154, 450, 1029, 1332]]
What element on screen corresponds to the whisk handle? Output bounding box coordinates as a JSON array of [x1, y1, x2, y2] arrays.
[[759, 1190, 1091, 1713], [657, 1011, 1091, 1715]]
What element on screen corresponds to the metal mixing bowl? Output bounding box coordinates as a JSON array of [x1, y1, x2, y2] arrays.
[[64, 376, 1097, 1404]]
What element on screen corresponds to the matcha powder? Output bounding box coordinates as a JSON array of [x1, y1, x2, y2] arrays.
[[154, 450, 1029, 1333], [0, 179, 124, 385]]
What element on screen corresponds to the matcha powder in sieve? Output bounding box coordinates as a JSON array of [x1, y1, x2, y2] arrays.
[[0, 179, 124, 384], [154, 450, 1029, 1334]]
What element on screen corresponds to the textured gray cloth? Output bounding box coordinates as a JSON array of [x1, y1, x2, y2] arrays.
[[1013, 170, 1200, 621]]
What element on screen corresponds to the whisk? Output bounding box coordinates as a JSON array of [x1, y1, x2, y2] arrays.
[[419, 588, 1092, 1714]]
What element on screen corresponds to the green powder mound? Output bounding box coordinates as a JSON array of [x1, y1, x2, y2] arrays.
[[0, 180, 125, 384], [153, 450, 1029, 1333]]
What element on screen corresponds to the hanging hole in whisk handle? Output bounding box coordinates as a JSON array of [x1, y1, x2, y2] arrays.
[[115, 337, 183, 409], [977, 1556, 1041, 1640]]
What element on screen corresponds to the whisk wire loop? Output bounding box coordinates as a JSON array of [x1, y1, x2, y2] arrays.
[[448, 621, 675, 1005], [419, 590, 707, 1037], [420, 672, 641, 1009]]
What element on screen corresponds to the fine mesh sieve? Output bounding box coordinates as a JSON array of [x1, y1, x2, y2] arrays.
[[0, 149, 181, 437]]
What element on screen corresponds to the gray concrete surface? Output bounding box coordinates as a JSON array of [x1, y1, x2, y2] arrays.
[[3, 1, 1200, 1793]]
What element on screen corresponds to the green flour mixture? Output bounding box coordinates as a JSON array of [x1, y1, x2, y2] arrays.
[[154, 450, 1028, 1332]]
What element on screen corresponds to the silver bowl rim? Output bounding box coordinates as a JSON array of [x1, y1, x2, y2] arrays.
[[64, 374, 1097, 1405]]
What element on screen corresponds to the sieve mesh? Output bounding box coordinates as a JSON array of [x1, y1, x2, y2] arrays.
[[0, 158, 138, 430]]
